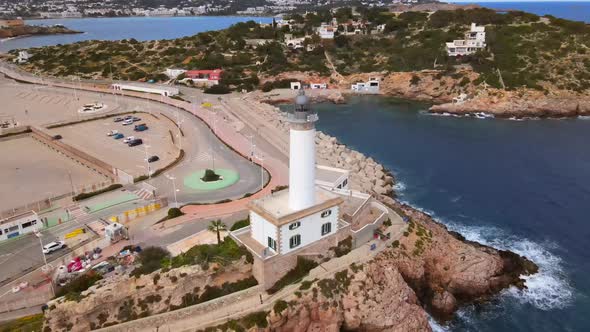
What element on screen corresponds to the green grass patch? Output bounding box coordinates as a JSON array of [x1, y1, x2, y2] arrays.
[[0, 314, 44, 332]]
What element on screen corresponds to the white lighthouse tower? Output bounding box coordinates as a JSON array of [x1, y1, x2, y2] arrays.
[[287, 89, 318, 211], [233, 89, 345, 289]]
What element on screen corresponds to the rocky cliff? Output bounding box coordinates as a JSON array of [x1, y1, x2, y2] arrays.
[[0, 25, 81, 39], [263, 196, 538, 331], [429, 88, 590, 119], [378, 196, 538, 320], [268, 261, 431, 332], [342, 70, 479, 104]]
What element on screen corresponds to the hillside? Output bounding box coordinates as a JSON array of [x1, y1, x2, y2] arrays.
[[10, 7, 590, 115]]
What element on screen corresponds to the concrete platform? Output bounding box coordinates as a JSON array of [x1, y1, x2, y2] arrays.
[[0, 136, 108, 212]]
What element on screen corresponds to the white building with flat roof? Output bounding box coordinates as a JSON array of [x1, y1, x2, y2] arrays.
[[317, 23, 335, 39], [446, 23, 486, 56], [1, 211, 42, 241], [111, 83, 179, 97]]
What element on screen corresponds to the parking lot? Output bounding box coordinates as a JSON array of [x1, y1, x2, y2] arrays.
[[0, 80, 121, 127], [0, 136, 109, 211], [47, 114, 180, 177]]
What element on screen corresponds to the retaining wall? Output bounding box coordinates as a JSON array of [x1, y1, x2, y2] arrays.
[[30, 126, 115, 178]]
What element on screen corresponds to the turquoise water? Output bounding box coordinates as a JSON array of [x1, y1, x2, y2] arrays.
[[0, 16, 273, 52], [309, 96, 590, 331]]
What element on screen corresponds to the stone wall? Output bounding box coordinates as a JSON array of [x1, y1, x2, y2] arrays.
[[253, 226, 351, 290], [30, 126, 115, 179]]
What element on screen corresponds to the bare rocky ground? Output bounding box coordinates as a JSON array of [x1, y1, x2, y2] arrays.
[[43, 258, 253, 331]]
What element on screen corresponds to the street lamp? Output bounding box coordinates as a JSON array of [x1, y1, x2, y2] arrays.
[[166, 175, 179, 208], [256, 154, 265, 191], [175, 110, 184, 150], [34, 231, 55, 296], [144, 144, 152, 179], [246, 134, 254, 163]]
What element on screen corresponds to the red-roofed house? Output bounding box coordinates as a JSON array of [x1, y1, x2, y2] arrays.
[[185, 69, 223, 86]]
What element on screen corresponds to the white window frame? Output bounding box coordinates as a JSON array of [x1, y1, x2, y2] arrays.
[[288, 221, 301, 230], [321, 210, 331, 218]]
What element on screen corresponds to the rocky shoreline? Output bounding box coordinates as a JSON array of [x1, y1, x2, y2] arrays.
[[260, 69, 590, 120], [0, 25, 81, 39], [429, 88, 590, 119], [199, 196, 538, 332]]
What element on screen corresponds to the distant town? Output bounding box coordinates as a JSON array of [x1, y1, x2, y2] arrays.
[[0, 0, 423, 19]]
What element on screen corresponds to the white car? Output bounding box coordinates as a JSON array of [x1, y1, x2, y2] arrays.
[[42, 241, 66, 254], [122, 119, 134, 126], [123, 136, 135, 143], [107, 130, 118, 136]]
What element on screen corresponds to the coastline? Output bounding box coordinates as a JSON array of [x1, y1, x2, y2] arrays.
[[0, 61, 542, 330]]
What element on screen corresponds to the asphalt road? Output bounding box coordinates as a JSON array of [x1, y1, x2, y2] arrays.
[[0, 77, 265, 283]]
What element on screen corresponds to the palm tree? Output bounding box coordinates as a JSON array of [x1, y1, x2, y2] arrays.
[[208, 220, 227, 245]]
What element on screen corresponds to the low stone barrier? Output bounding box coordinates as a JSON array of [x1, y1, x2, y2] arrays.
[[30, 126, 115, 179]]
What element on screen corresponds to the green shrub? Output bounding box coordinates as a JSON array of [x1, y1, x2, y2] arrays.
[[273, 300, 289, 315], [241, 311, 268, 328], [204, 84, 231, 94], [201, 169, 221, 182], [167, 208, 184, 219], [56, 271, 102, 300], [73, 184, 122, 201], [198, 276, 258, 303], [268, 257, 318, 294], [230, 217, 250, 231], [130, 247, 171, 277], [331, 236, 353, 257], [170, 237, 252, 269]]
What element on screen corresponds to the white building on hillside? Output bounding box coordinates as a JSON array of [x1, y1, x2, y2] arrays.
[[317, 23, 335, 39], [165, 68, 186, 79], [446, 23, 486, 56]]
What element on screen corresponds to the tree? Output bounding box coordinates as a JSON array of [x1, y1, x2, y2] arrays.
[[208, 220, 227, 245]]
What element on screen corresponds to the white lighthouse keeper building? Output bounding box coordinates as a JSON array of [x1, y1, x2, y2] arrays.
[[246, 89, 343, 257]]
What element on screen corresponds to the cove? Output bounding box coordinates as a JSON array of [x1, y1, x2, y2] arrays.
[[311, 95, 590, 331]]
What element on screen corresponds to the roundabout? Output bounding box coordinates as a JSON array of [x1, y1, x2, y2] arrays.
[[183, 169, 240, 191]]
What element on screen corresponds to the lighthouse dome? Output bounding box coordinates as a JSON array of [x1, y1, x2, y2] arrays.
[[295, 90, 309, 106]]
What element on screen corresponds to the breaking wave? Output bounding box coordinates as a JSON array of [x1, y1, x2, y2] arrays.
[[443, 222, 574, 311], [396, 198, 574, 312]]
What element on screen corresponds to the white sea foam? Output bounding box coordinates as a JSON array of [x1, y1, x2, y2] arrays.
[[443, 222, 574, 311], [395, 199, 574, 311], [393, 181, 407, 193], [428, 315, 450, 332]]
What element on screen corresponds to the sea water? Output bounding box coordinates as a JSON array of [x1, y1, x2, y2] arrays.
[[0, 16, 273, 52], [309, 96, 590, 331]]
